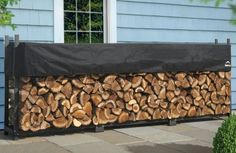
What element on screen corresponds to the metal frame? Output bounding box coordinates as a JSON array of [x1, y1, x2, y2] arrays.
[[3, 36, 231, 138]]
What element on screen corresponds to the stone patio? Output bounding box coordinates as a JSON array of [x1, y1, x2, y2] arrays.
[[0, 119, 225, 153]]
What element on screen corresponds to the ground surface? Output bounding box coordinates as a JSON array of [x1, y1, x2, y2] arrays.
[[0, 119, 224, 153]]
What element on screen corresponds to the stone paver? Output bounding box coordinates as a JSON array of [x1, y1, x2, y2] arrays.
[[45, 133, 102, 146], [66, 141, 130, 153], [0, 120, 223, 153], [122, 142, 182, 153], [116, 127, 194, 144], [177, 128, 215, 144], [0, 141, 70, 153], [153, 124, 194, 133], [87, 130, 144, 145], [163, 140, 213, 153], [185, 120, 223, 133], [7, 137, 46, 145], [0, 139, 10, 145]]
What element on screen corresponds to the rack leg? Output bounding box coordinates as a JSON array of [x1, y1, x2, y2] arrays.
[[168, 119, 177, 126], [4, 131, 9, 136], [95, 125, 104, 132]]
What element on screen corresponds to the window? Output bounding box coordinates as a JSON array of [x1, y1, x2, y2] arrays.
[[64, 0, 104, 43]]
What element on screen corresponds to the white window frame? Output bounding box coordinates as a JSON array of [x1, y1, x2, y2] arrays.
[[54, 0, 117, 43]]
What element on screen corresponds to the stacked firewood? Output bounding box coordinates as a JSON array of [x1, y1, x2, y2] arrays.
[[19, 71, 231, 132]]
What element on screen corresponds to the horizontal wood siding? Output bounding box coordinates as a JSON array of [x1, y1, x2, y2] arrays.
[[0, 0, 54, 42], [0, 0, 54, 129], [117, 0, 236, 110]]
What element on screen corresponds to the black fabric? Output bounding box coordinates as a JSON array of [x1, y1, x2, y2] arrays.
[[5, 42, 14, 76], [6, 43, 231, 77]]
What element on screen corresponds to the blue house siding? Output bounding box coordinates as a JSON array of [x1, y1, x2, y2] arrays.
[[117, 0, 236, 109], [0, 0, 54, 42], [0, 0, 54, 129]]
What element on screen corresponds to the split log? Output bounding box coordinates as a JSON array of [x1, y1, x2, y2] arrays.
[[167, 79, 175, 91], [145, 74, 153, 83], [38, 88, 49, 95], [19, 71, 231, 131], [104, 100, 115, 109], [70, 93, 78, 105], [118, 112, 129, 123], [30, 86, 38, 96], [136, 111, 150, 121], [52, 117, 68, 128], [123, 80, 132, 91], [141, 79, 148, 89], [132, 76, 142, 88], [153, 109, 161, 119], [188, 107, 196, 117], [20, 90, 29, 102], [80, 91, 90, 106], [61, 82, 72, 98], [36, 97, 48, 110], [72, 110, 86, 119], [83, 102, 92, 117], [41, 121, 50, 130], [83, 85, 94, 94], [21, 113, 31, 131], [133, 103, 140, 113], [104, 75, 117, 84], [73, 118, 82, 127], [81, 76, 95, 84], [72, 79, 85, 88], [70, 103, 82, 113], [91, 94, 102, 106], [157, 73, 165, 80], [111, 80, 121, 91], [112, 108, 122, 116]]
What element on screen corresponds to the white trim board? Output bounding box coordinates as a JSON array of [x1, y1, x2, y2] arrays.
[[106, 0, 117, 43], [53, 0, 117, 43], [54, 0, 64, 43]]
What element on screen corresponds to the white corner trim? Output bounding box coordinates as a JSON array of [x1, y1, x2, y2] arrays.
[[106, 0, 117, 43], [54, 0, 64, 43]]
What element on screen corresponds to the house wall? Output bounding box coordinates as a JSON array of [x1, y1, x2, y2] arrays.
[[117, 0, 236, 110], [0, 0, 236, 129], [0, 0, 54, 129]]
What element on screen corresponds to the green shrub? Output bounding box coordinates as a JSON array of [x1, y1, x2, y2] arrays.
[[213, 115, 236, 153]]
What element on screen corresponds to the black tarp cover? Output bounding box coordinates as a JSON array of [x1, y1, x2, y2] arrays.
[[5, 43, 231, 77]]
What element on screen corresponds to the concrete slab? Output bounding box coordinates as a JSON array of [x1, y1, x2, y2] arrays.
[[66, 141, 130, 153], [0, 139, 10, 145], [0, 132, 11, 145], [115, 127, 162, 136], [87, 130, 144, 145], [177, 128, 215, 144], [116, 127, 194, 144], [163, 140, 213, 153], [0, 141, 70, 153], [7, 137, 46, 145], [165, 139, 212, 148], [185, 120, 223, 133], [0, 131, 46, 145], [122, 141, 182, 153], [153, 124, 194, 133], [45, 133, 102, 147]]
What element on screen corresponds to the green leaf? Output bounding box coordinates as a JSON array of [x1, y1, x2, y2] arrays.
[[0, 0, 19, 30]]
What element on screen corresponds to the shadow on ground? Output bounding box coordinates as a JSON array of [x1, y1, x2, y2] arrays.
[[0, 131, 12, 140], [125, 143, 212, 153]]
